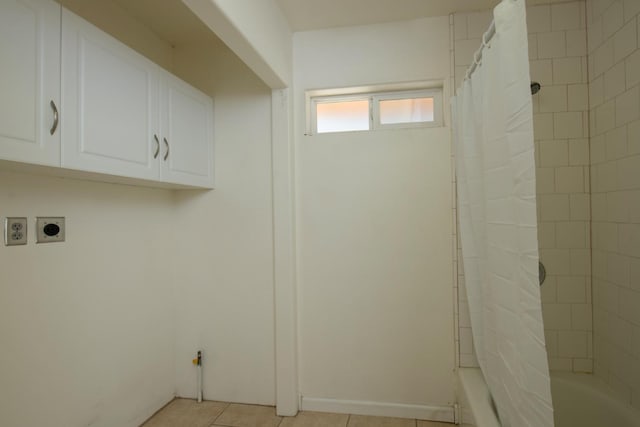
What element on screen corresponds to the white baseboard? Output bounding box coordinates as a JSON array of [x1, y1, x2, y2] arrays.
[[300, 396, 455, 423]]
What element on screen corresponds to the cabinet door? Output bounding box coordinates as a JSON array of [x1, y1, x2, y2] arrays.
[[160, 75, 214, 188], [61, 9, 160, 181], [0, 0, 60, 166]]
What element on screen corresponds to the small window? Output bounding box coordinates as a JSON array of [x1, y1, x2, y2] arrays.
[[316, 99, 369, 133], [378, 97, 434, 125], [309, 86, 443, 135]]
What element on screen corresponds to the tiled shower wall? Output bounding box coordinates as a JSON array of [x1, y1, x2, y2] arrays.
[[453, 1, 593, 373], [587, 0, 640, 408]]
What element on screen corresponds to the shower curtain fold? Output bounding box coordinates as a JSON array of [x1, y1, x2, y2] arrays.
[[452, 0, 554, 426]]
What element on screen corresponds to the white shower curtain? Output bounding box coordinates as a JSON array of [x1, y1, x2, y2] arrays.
[[452, 0, 554, 426]]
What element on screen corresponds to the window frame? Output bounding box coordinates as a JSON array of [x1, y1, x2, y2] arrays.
[[306, 83, 444, 136], [311, 94, 372, 135]]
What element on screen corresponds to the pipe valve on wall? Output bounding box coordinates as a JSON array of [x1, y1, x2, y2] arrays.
[[192, 350, 203, 403]]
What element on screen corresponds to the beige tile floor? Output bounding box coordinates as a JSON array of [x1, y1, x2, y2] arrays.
[[142, 399, 454, 427]]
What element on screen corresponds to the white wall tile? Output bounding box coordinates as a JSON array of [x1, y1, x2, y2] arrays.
[[557, 221, 588, 248], [608, 126, 629, 160], [603, 0, 625, 39], [619, 223, 640, 256], [616, 86, 640, 126], [593, 39, 615, 77], [552, 2, 583, 31], [567, 29, 588, 56], [527, 4, 552, 33], [573, 358, 594, 372], [541, 248, 574, 275], [593, 249, 609, 278], [620, 288, 640, 324], [539, 31, 568, 58], [534, 113, 555, 140], [607, 252, 630, 286], [623, 0, 640, 22], [598, 221, 620, 251], [540, 194, 572, 221], [559, 330, 588, 357], [555, 111, 585, 138], [588, 17, 604, 53], [614, 19, 638, 63], [604, 61, 627, 100], [539, 85, 568, 112], [596, 99, 617, 135], [545, 329, 559, 356], [607, 190, 630, 222], [569, 138, 590, 165], [538, 221, 557, 249], [543, 303, 572, 329], [556, 166, 586, 193], [571, 193, 591, 220], [540, 139, 569, 166], [590, 75, 605, 107], [537, 167, 557, 193], [633, 324, 640, 357], [628, 189, 640, 222], [549, 357, 573, 371], [591, 0, 616, 22], [553, 57, 584, 84], [571, 249, 592, 275], [626, 49, 640, 89], [558, 276, 588, 302], [529, 33, 539, 60], [572, 304, 593, 330], [606, 312, 633, 351], [530, 59, 554, 86]]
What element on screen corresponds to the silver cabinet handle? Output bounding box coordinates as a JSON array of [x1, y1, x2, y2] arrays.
[[153, 135, 160, 159], [50, 100, 59, 135], [163, 137, 169, 161]]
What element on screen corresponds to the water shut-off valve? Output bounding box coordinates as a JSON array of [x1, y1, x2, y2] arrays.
[[192, 350, 203, 403]]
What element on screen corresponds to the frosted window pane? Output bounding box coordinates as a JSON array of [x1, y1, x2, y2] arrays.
[[316, 100, 369, 133], [379, 97, 434, 125]]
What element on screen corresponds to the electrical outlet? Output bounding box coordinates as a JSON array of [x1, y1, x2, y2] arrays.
[[4, 217, 28, 246], [36, 217, 65, 243]]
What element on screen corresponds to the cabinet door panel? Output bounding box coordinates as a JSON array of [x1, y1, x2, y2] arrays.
[[161, 76, 214, 188], [0, 0, 60, 165], [62, 10, 159, 180]]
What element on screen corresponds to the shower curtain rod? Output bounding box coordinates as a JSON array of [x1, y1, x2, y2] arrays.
[[464, 20, 496, 80]]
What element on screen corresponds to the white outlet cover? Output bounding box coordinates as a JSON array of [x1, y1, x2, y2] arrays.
[[4, 217, 28, 246]]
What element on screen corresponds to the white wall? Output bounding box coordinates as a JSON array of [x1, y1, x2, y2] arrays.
[[182, 0, 292, 88], [0, 172, 176, 427], [293, 17, 455, 417], [0, 2, 278, 425], [171, 38, 277, 405], [0, 4, 177, 426]]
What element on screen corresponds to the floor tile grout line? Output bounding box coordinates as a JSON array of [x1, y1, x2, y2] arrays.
[[214, 401, 231, 423]]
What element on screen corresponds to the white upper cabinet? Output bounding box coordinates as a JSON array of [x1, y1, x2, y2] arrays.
[[0, 1, 214, 189], [61, 9, 161, 182], [160, 73, 214, 188], [0, 0, 61, 166]]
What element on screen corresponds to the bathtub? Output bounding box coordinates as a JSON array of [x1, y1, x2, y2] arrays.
[[457, 368, 640, 426]]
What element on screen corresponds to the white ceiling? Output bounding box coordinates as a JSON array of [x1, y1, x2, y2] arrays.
[[61, 0, 578, 47], [275, 0, 576, 31]]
